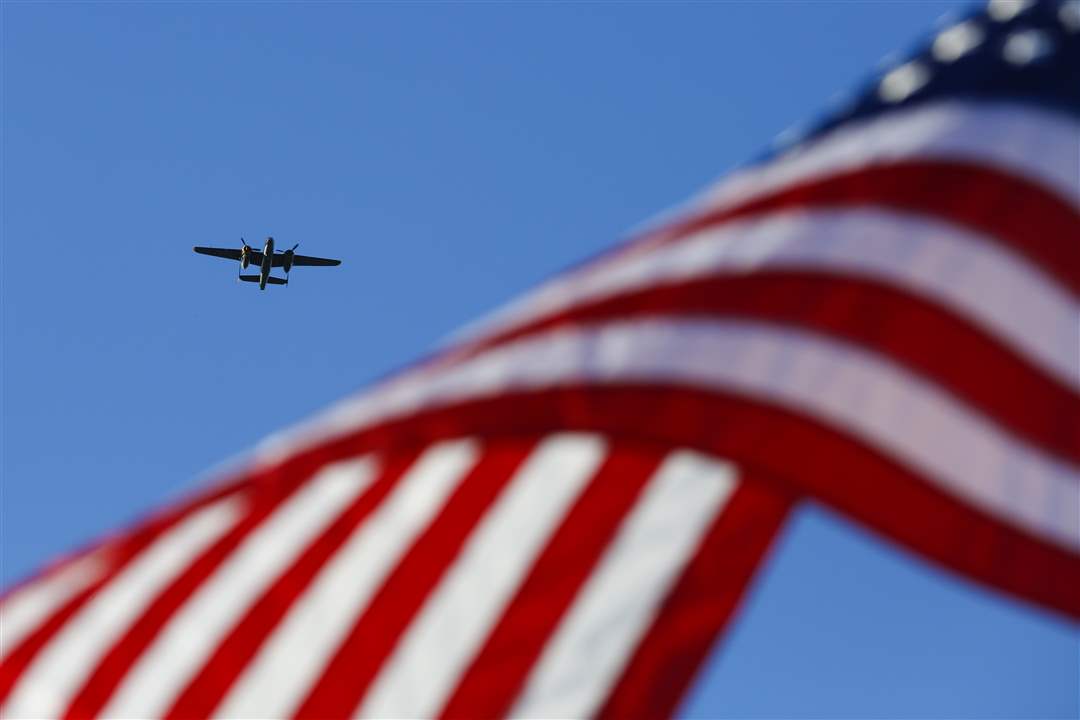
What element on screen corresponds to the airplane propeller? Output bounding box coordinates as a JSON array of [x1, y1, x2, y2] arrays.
[[281, 243, 300, 276], [239, 237, 253, 271]]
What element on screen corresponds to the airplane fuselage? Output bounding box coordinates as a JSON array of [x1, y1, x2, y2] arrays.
[[259, 237, 274, 290]]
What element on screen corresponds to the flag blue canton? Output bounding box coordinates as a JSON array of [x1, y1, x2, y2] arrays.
[[767, 0, 1080, 159]]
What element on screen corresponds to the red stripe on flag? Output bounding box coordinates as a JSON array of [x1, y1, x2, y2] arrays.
[[283, 385, 1078, 619], [161, 449, 421, 720], [595, 477, 794, 719], [61, 469, 316, 720], [449, 272, 1079, 465], [0, 549, 144, 706], [0, 472, 250, 606], [0, 481, 247, 706], [637, 161, 1080, 296], [437, 444, 664, 719], [292, 440, 536, 719]]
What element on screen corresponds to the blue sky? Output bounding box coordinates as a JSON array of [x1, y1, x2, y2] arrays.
[[2, 2, 1075, 717]]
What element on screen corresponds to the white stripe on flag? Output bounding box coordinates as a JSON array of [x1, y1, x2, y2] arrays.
[[448, 102, 1080, 350], [356, 433, 607, 719], [459, 208, 1078, 389], [1, 499, 243, 719], [703, 100, 1080, 213], [214, 440, 479, 719], [99, 456, 379, 718], [511, 450, 737, 718], [285, 320, 1079, 551], [0, 554, 106, 661]]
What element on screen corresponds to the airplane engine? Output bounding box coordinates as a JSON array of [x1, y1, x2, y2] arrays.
[[282, 243, 299, 273], [240, 239, 251, 269]]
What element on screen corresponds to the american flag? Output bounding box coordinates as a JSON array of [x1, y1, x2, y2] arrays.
[[2, 1, 1077, 717]]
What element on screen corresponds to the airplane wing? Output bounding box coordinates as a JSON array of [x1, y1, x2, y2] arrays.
[[194, 247, 265, 264], [286, 254, 341, 267]]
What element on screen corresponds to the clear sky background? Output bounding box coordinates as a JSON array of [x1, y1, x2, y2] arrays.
[[2, 2, 1076, 717]]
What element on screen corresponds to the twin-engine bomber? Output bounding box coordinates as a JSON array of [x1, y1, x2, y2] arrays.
[[194, 237, 341, 290]]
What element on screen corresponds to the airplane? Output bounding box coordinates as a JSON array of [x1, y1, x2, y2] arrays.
[[193, 237, 341, 290]]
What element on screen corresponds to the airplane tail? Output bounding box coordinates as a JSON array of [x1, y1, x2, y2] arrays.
[[238, 275, 288, 285]]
